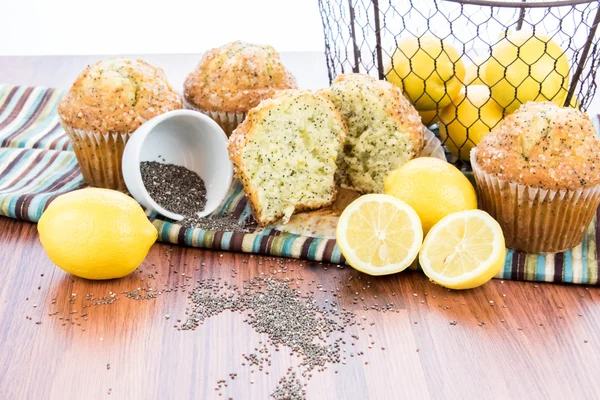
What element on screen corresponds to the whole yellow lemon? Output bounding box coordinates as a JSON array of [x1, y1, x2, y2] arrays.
[[463, 57, 485, 86], [386, 33, 465, 111], [481, 31, 570, 114], [38, 188, 157, 280], [384, 157, 477, 235], [439, 85, 504, 161]]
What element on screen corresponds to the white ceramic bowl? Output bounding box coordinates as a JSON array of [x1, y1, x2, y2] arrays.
[[122, 110, 233, 221]]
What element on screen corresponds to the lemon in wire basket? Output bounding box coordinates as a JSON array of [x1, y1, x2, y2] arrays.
[[439, 85, 504, 161], [481, 30, 570, 114], [386, 33, 466, 112]]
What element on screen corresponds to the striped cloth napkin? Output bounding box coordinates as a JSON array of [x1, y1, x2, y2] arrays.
[[0, 84, 598, 285]]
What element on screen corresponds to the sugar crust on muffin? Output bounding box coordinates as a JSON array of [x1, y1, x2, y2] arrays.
[[184, 41, 299, 114], [474, 102, 600, 191], [58, 58, 182, 134]]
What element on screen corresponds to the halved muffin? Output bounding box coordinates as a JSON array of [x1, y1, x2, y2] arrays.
[[319, 73, 425, 193], [228, 90, 347, 225]]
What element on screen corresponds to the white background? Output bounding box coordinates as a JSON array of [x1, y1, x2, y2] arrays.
[[1, 0, 598, 111], [0, 0, 325, 55]]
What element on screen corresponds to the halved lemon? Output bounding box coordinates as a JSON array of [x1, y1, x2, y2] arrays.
[[419, 209, 505, 289], [336, 194, 423, 276]]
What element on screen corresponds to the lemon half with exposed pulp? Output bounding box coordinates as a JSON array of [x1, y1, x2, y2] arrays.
[[336, 194, 423, 276], [419, 209, 505, 290], [38, 188, 157, 280]]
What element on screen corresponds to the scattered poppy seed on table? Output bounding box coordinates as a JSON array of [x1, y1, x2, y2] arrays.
[[180, 277, 362, 370], [271, 369, 305, 400], [179, 214, 255, 233]]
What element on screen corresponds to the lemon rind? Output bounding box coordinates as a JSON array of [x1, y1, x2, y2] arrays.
[[418, 209, 505, 287], [336, 194, 423, 276]]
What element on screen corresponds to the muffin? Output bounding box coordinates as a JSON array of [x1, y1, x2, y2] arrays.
[[472, 102, 600, 253], [228, 90, 347, 226], [319, 73, 425, 193], [58, 58, 182, 190], [184, 41, 298, 136]]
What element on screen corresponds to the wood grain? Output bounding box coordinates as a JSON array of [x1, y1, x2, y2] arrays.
[[1, 55, 600, 399], [0, 216, 599, 400]]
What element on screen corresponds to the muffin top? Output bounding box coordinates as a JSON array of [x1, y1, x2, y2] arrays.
[[183, 41, 299, 113], [474, 102, 600, 190], [58, 58, 182, 134]]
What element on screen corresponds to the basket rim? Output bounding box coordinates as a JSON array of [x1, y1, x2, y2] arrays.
[[443, 0, 596, 8]]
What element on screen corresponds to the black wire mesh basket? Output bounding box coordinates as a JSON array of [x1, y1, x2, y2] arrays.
[[318, 0, 600, 164]]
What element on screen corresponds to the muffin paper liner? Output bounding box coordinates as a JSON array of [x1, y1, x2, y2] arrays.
[[471, 150, 600, 253], [421, 127, 446, 160], [184, 101, 246, 136], [63, 126, 130, 191]]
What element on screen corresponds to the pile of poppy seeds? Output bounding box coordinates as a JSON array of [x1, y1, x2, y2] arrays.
[[179, 213, 254, 233], [140, 161, 207, 216], [180, 277, 358, 370], [140, 161, 253, 232], [174, 273, 385, 399], [117, 250, 397, 398], [271, 369, 305, 400]]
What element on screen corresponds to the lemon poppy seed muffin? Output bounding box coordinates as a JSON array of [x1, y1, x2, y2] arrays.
[[228, 90, 347, 226], [59, 58, 182, 190], [319, 73, 425, 193], [184, 41, 298, 135], [472, 101, 600, 252]]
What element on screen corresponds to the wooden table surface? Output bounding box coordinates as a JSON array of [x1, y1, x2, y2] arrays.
[[1, 55, 600, 400]]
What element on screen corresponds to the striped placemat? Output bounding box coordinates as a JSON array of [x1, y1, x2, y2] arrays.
[[0, 84, 598, 285]]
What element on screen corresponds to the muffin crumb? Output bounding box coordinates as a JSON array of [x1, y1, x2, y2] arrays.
[[319, 73, 425, 193]]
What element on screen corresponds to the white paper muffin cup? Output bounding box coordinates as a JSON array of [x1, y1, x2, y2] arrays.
[[420, 127, 446, 160], [184, 100, 246, 136], [63, 125, 130, 191], [471, 150, 600, 253]]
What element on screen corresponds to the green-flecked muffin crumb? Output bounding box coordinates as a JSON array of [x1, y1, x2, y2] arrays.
[[320, 73, 425, 193], [228, 90, 347, 225]]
